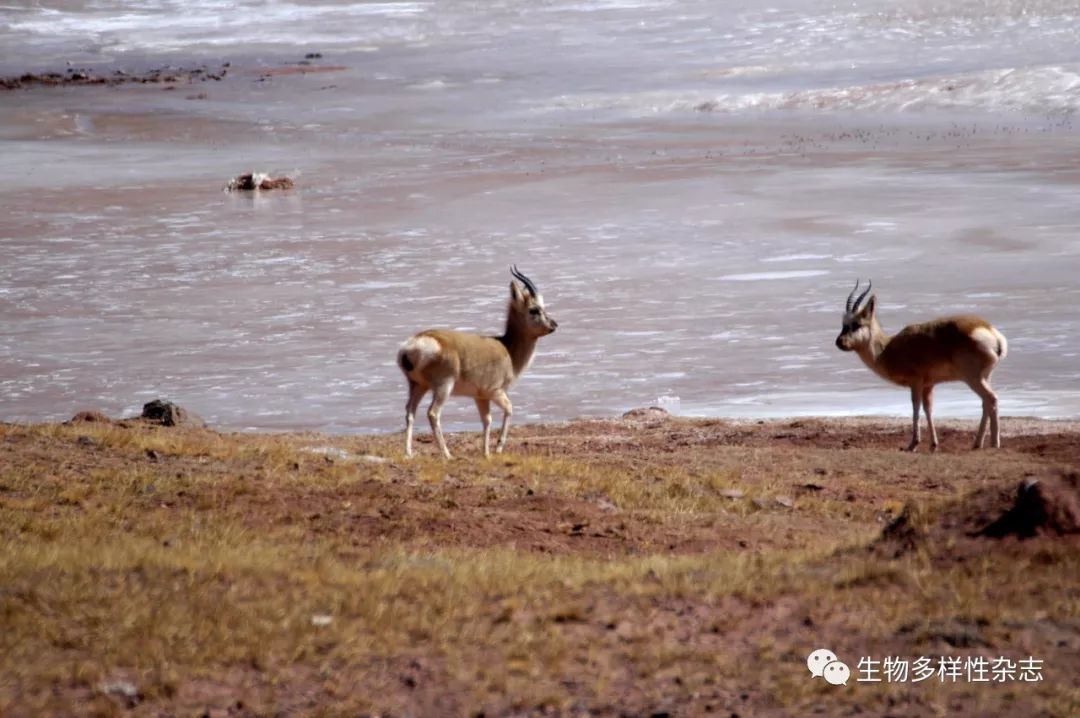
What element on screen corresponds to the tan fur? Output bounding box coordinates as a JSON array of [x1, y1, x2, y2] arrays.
[[401, 330, 522, 399], [398, 272, 557, 459], [837, 293, 1006, 452]]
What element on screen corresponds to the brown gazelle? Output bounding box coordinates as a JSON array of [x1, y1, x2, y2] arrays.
[[835, 280, 1007, 452], [397, 266, 558, 459]]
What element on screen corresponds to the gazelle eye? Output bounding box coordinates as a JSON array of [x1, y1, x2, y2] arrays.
[[529, 308, 541, 315]]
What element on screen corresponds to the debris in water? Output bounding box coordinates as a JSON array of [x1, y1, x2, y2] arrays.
[[225, 172, 295, 191]]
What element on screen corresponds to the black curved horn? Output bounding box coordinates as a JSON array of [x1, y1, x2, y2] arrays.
[[845, 280, 861, 313], [510, 265, 539, 296], [854, 279, 873, 311]]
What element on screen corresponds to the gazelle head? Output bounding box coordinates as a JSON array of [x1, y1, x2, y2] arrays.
[[509, 265, 558, 336], [835, 279, 875, 351]]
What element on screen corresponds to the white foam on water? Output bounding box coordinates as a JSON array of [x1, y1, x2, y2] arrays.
[[720, 270, 830, 282], [6, 1, 433, 50], [762, 253, 832, 263]]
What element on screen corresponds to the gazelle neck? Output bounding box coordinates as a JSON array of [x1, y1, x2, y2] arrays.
[[499, 311, 539, 377], [855, 318, 891, 377]]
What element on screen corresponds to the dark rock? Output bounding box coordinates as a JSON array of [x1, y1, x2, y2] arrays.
[[226, 172, 295, 191], [140, 399, 205, 428]]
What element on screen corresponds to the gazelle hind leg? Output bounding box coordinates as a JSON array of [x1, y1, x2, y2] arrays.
[[989, 381, 1001, 448], [967, 375, 999, 449], [427, 381, 454, 459], [905, 385, 922, 452], [404, 380, 426, 458], [475, 398, 493, 458], [922, 385, 939, 452], [490, 390, 513, 454]]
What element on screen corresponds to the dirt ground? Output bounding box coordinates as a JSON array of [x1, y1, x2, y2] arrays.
[[1, 410, 1078, 717]]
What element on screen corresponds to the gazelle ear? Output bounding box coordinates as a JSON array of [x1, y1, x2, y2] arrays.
[[510, 281, 526, 303], [862, 295, 877, 316]]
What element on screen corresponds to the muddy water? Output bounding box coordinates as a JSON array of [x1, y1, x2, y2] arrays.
[[2, 1, 1080, 432]]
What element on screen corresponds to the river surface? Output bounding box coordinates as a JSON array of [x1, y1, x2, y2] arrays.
[[2, 0, 1079, 432]]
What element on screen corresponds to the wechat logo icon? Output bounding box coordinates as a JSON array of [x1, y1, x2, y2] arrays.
[[807, 648, 850, 686]]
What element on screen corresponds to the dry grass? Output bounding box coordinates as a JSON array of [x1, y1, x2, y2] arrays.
[[1, 415, 1078, 716]]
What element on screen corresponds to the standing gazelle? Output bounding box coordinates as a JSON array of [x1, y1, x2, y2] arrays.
[[397, 267, 558, 459], [835, 281, 1007, 452]]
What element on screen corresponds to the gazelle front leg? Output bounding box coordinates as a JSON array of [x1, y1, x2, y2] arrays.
[[490, 389, 513, 454], [905, 385, 922, 452], [921, 384, 939, 452], [475, 398, 493, 458], [427, 381, 454, 459]]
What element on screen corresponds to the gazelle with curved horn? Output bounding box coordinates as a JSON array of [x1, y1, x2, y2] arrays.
[[835, 280, 1008, 452], [397, 266, 558, 459]]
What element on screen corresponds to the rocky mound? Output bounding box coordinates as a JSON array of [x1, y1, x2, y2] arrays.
[[977, 475, 1080, 538], [872, 472, 1080, 557], [65, 399, 206, 429]]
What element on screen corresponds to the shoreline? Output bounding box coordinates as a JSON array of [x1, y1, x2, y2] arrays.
[[7, 408, 1080, 440]]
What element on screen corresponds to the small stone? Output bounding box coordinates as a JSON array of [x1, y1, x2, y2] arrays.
[[303, 447, 350, 461], [101, 680, 138, 697], [719, 489, 744, 499], [100, 680, 140, 706], [751, 496, 794, 510], [595, 497, 618, 512], [311, 614, 333, 627]]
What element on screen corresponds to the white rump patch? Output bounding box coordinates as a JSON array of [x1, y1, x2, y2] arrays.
[[400, 335, 442, 372], [971, 326, 1006, 359]]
